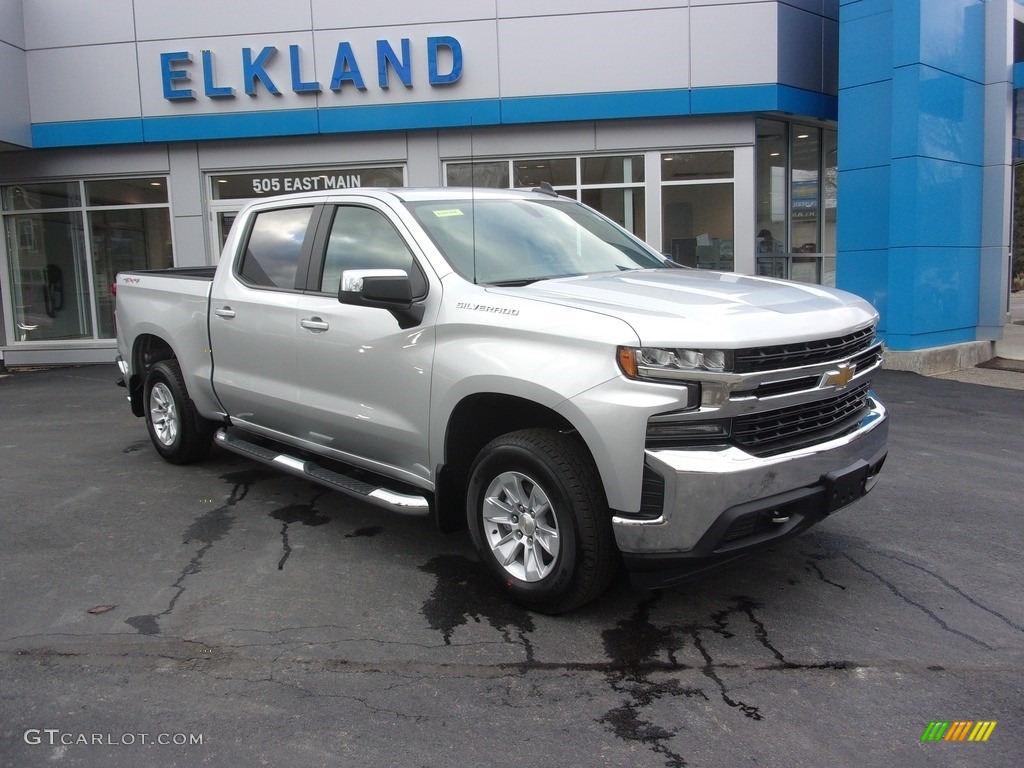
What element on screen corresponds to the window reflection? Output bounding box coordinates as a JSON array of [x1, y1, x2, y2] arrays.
[[2, 177, 174, 342], [4, 211, 93, 341]]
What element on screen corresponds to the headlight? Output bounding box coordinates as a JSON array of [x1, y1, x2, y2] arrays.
[[617, 346, 731, 381]]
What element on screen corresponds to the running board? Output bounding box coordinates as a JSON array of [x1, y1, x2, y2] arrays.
[[214, 429, 430, 516]]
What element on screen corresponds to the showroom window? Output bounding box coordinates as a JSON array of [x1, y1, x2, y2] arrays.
[[661, 151, 734, 270], [1, 177, 172, 342], [756, 119, 837, 284], [445, 155, 646, 239]]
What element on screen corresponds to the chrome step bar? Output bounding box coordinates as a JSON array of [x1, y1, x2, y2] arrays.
[[214, 429, 430, 516]]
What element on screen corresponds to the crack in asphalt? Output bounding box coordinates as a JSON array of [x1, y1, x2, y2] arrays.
[[803, 531, 1024, 648], [124, 468, 255, 636], [269, 490, 330, 570]]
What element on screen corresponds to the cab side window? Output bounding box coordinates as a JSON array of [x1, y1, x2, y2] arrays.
[[238, 206, 314, 289], [320, 206, 426, 296]]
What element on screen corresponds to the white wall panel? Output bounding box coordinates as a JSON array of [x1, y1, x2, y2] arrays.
[[438, 123, 597, 159], [690, 3, 778, 87], [0, 0, 25, 48], [197, 134, 410, 171], [24, 0, 134, 49], [168, 143, 203, 217], [171, 215, 208, 267], [0, 41, 31, 146], [596, 117, 754, 152], [497, 8, 690, 97], [313, 0, 496, 29], [133, 0, 311, 41], [0, 145, 170, 180], [311, 20, 499, 106], [497, 0, 685, 17], [27, 44, 141, 123]]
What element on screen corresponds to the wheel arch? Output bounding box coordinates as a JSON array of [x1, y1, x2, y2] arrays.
[[128, 333, 177, 417], [434, 392, 597, 533]]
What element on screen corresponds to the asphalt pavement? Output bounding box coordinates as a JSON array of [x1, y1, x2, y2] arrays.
[[0, 364, 1022, 768]]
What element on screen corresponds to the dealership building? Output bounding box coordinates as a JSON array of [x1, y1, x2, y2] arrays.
[[0, 0, 1021, 369]]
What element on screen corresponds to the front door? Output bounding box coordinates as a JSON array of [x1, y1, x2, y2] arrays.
[[294, 202, 437, 486]]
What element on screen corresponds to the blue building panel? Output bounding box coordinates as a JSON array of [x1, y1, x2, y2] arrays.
[[885, 245, 980, 335], [835, 248, 889, 332], [888, 156, 982, 249], [837, 166, 891, 251], [890, 64, 985, 164], [892, 0, 986, 84], [837, 0, 1005, 352], [142, 109, 319, 143], [32, 118, 145, 147], [837, 81, 892, 170], [838, 5, 892, 89]]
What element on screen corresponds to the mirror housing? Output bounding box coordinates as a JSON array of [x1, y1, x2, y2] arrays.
[[339, 269, 424, 328]]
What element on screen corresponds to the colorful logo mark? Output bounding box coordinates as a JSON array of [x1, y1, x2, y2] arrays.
[[920, 721, 997, 742]]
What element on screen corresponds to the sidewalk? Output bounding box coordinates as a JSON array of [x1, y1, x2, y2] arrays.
[[932, 292, 1024, 390]]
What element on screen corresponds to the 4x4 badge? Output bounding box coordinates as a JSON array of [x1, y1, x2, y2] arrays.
[[822, 363, 856, 389]]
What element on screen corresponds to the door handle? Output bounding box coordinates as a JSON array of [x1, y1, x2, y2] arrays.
[[300, 317, 330, 332], [214, 307, 236, 319]]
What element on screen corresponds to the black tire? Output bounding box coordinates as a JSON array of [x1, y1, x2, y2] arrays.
[[466, 428, 617, 614], [143, 360, 215, 464]]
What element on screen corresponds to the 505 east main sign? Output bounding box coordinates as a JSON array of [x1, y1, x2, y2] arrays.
[[160, 37, 463, 101]]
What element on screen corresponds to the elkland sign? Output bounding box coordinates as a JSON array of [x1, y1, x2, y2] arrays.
[[160, 37, 464, 101]]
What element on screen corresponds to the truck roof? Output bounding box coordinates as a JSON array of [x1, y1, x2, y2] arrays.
[[241, 186, 563, 207]]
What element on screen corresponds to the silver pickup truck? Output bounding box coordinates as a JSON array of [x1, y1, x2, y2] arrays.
[[115, 187, 887, 613]]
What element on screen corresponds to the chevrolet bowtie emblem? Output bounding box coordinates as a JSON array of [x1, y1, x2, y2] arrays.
[[822, 363, 856, 389]]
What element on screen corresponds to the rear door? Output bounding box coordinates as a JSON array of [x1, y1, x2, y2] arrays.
[[293, 200, 438, 485], [209, 203, 320, 437]]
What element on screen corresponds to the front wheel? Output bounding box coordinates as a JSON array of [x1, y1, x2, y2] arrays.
[[144, 360, 214, 464], [466, 429, 617, 614]]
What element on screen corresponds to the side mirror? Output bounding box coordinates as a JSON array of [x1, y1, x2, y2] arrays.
[[339, 269, 424, 328], [339, 269, 413, 309]]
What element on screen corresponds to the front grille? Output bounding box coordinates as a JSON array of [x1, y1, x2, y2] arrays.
[[733, 326, 876, 373], [731, 384, 871, 456]]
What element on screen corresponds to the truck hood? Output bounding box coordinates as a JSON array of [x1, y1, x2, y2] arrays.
[[495, 269, 878, 347]]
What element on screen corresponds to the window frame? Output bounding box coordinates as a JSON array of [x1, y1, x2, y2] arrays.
[[234, 204, 321, 293], [302, 203, 429, 300]]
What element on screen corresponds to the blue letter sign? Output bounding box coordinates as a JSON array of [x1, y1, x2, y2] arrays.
[[427, 36, 463, 85], [289, 44, 321, 93], [161, 51, 194, 100], [202, 50, 234, 98], [330, 42, 366, 91], [242, 46, 281, 96], [377, 39, 412, 89]]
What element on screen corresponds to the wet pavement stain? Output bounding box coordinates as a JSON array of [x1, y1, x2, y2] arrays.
[[418, 554, 535, 656], [600, 594, 701, 767], [121, 441, 148, 454], [125, 467, 255, 635], [597, 593, 805, 765], [345, 525, 384, 539], [270, 491, 329, 570]]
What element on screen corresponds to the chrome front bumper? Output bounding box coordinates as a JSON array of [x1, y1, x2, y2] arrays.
[[612, 393, 888, 566]]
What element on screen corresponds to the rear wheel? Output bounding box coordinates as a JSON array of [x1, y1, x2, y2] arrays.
[[466, 429, 617, 614], [144, 360, 215, 464]]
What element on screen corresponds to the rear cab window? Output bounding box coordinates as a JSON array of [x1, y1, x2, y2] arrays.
[[238, 206, 316, 290]]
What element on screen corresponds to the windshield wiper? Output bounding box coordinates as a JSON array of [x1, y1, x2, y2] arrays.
[[488, 273, 583, 287]]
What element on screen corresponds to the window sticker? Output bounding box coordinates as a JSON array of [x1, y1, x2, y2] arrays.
[[432, 208, 464, 218]]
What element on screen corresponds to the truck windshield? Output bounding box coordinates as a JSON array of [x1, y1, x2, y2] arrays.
[[404, 197, 668, 285]]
